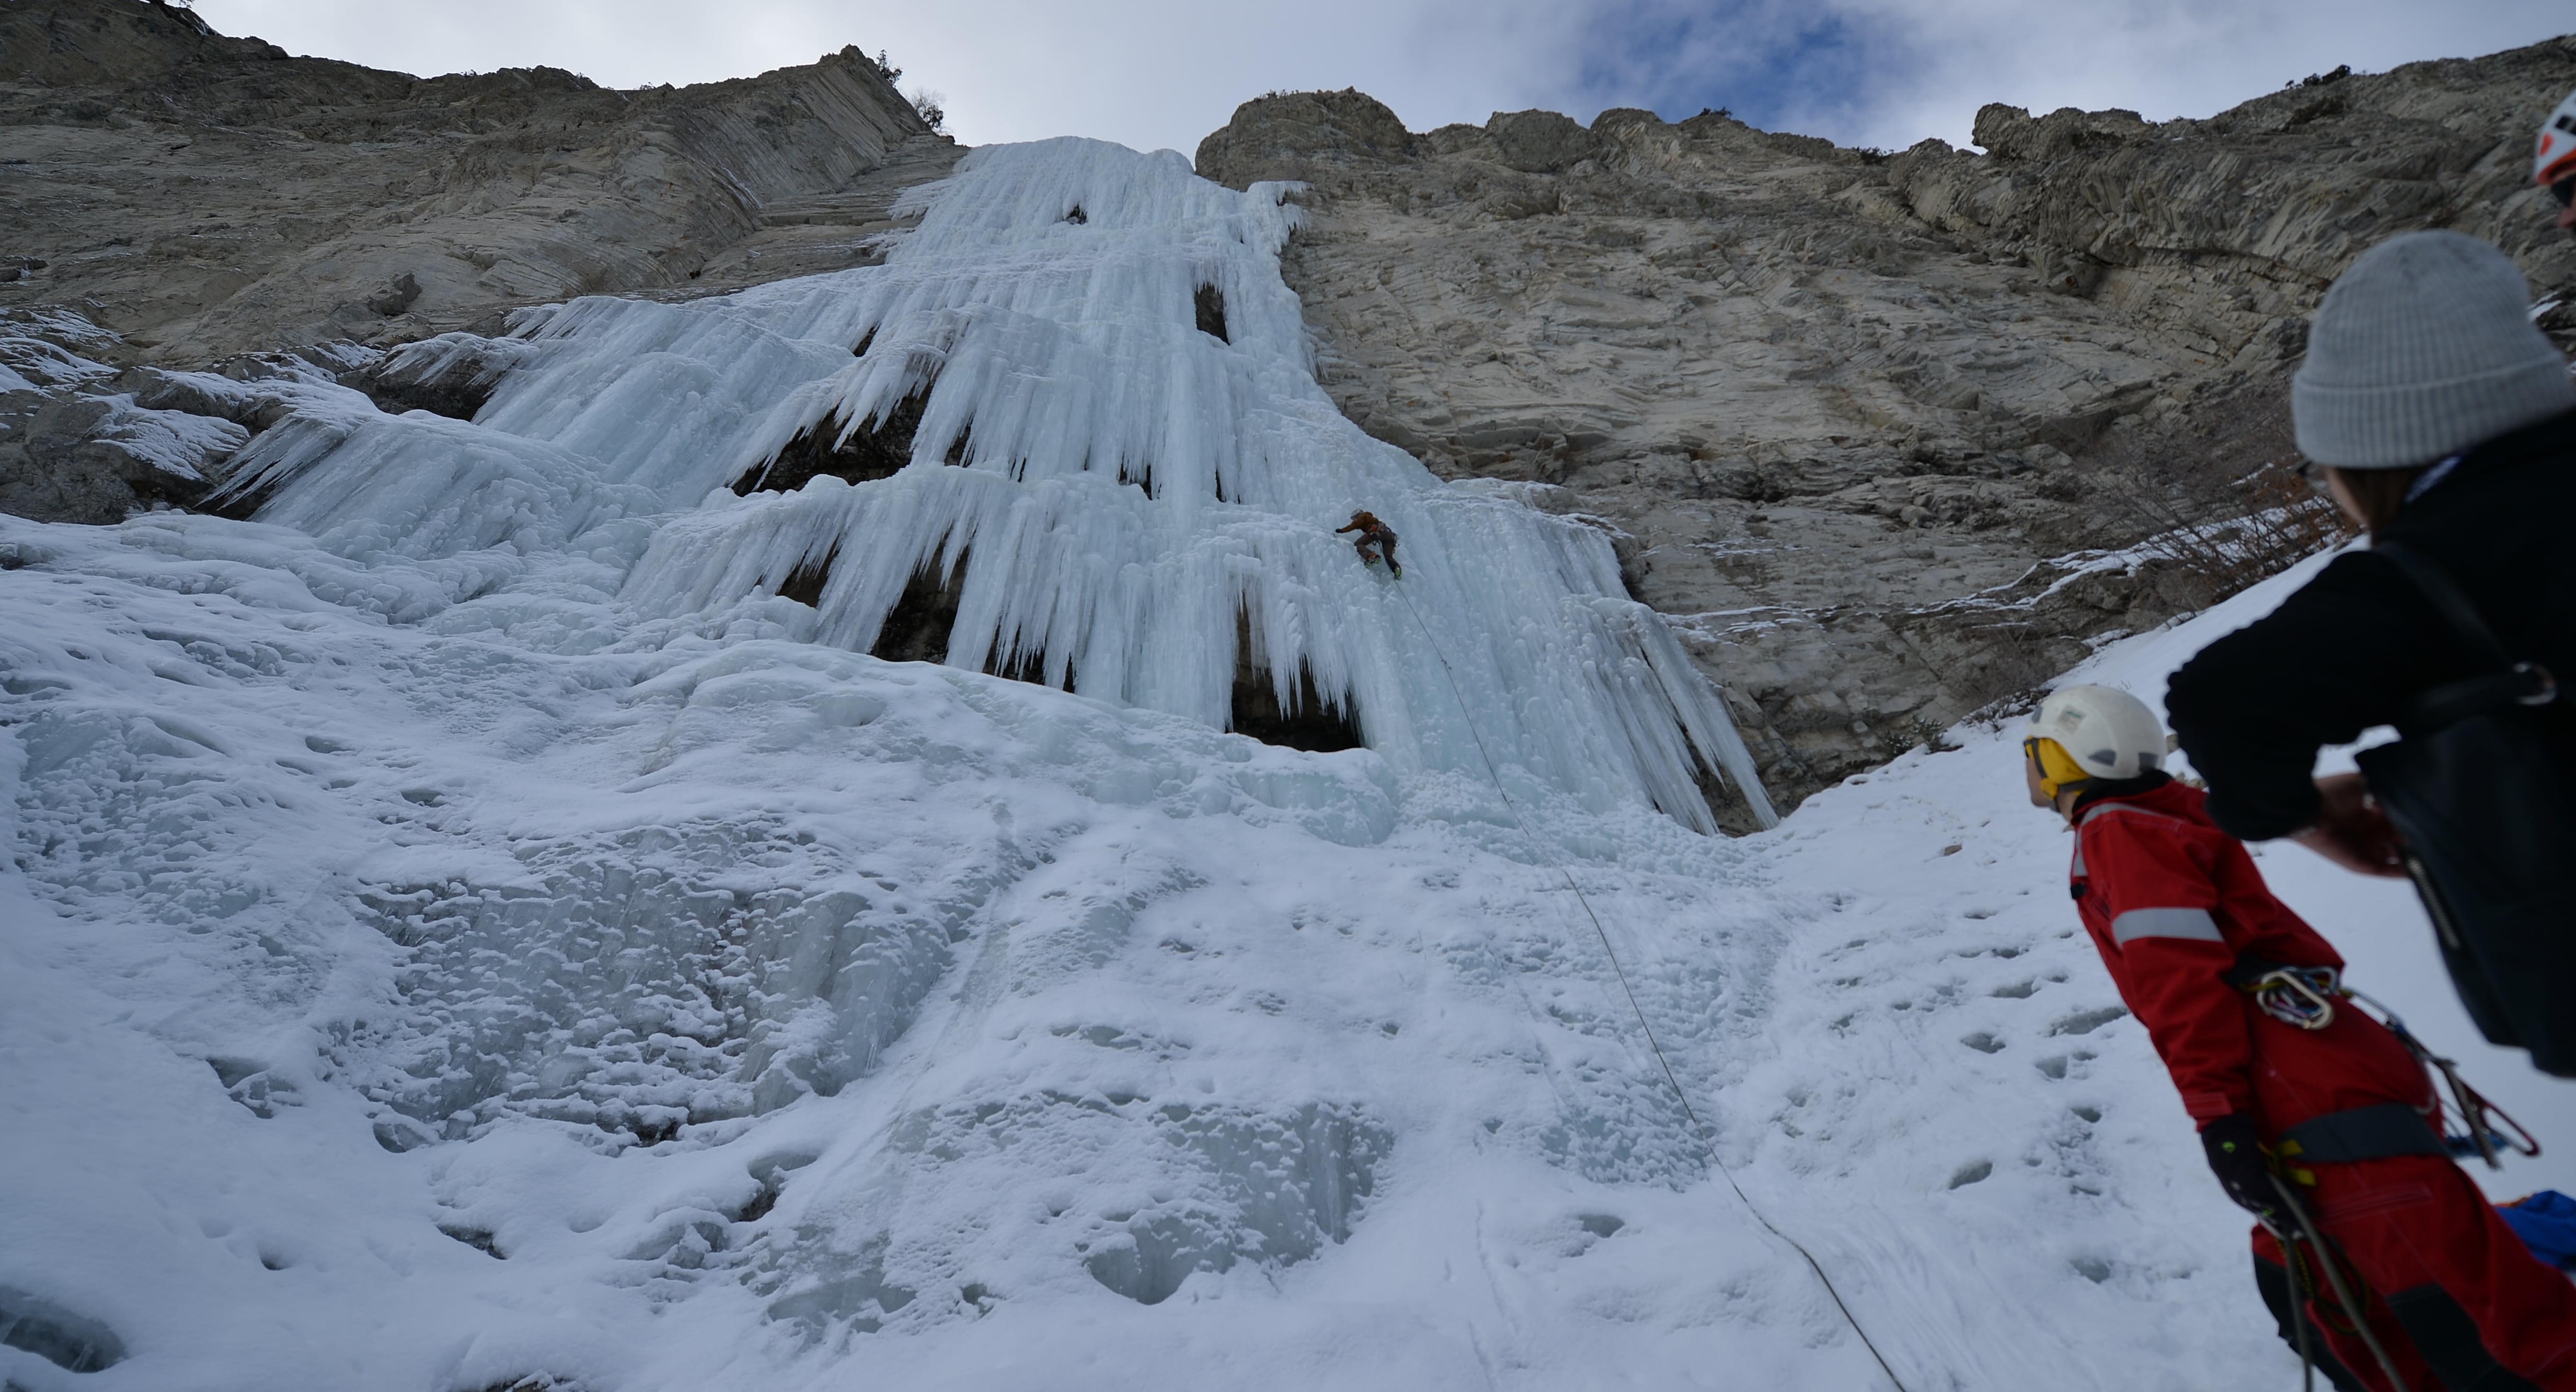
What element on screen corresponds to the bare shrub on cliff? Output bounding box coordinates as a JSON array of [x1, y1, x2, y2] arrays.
[[907, 87, 949, 134], [2067, 384, 2354, 605]]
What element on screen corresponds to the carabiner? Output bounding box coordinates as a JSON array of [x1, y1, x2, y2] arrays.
[[2253, 965, 2341, 1030]]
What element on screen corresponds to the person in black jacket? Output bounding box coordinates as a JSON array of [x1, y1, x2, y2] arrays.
[[2166, 232, 2576, 1077], [2167, 232, 2575, 864]]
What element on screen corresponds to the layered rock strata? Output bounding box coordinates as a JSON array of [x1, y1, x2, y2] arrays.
[[0, 0, 963, 522], [0, 0, 960, 363], [1197, 40, 2576, 808]]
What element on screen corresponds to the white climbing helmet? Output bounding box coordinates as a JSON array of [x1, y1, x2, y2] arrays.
[[2536, 86, 2576, 192], [2026, 684, 2166, 781]]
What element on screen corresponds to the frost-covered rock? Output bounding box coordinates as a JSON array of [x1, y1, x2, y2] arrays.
[[341, 330, 540, 421], [0, 384, 254, 525]]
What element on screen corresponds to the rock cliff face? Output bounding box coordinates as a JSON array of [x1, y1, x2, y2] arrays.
[[0, 0, 960, 362], [0, 0, 962, 525], [1198, 39, 2576, 808]]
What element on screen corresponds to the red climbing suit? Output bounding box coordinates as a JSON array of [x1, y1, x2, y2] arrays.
[[2069, 780, 2576, 1390]]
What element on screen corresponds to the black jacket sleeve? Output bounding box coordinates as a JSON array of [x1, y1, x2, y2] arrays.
[[2165, 553, 2460, 841], [2171, 413, 2576, 842]]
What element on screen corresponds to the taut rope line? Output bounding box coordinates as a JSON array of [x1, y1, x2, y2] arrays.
[[1387, 580, 1916, 1392]]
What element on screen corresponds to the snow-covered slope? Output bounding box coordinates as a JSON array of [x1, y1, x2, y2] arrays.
[[1732, 548, 2576, 1391], [4, 137, 2568, 1392]]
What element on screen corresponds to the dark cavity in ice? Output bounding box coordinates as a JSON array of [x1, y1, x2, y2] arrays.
[[440, 1224, 505, 1258], [734, 1182, 780, 1224], [777, 546, 836, 607], [736, 390, 940, 495], [740, 1150, 817, 1223], [1232, 608, 1360, 752], [1947, 1160, 1993, 1189], [864, 550, 1076, 691], [0, 1284, 126, 1373], [871, 557, 968, 665], [1194, 283, 1228, 342]]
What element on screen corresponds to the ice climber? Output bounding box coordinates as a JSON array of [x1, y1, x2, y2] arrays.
[[2024, 685, 2576, 1392], [2538, 87, 2576, 240], [1337, 510, 1401, 578], [2163, 231, 2576, 1080]]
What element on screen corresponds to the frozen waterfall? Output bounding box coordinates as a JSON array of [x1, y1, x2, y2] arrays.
[[222, 137, 1774, 833]]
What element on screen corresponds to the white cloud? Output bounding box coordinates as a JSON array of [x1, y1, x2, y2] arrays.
[[187, 0, 2571, 160], [185, 0, 1581, 154], [1778, 0, 2574, 151]]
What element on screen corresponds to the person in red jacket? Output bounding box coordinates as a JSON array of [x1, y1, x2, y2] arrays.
[[2027, 685, 2576, 1391]]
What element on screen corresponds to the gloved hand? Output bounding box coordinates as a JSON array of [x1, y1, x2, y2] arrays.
[[2202, 1114, 2301, 1235]]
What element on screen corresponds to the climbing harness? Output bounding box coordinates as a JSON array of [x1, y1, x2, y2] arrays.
[[2276, 1102, 2451, 1174], [2223, 957, 2538, 1168], [2216, 959, 2544, 1391], [1387, 581, 1917, 1392]]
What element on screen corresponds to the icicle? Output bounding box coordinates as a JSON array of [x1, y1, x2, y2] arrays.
[[240, 137, 1778, 831]]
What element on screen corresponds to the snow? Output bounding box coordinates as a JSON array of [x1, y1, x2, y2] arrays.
[[82, 397, 253, 482], [1, 309, 125, 390], [4, 136, 2569, 1392]]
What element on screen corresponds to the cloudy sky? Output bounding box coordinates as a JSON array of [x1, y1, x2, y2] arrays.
[[189, 1, 2571, 158]]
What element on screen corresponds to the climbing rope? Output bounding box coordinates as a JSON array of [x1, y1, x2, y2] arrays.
[[2267, 1180, 2414, 1392], [1386, 580, 1917, 1392]]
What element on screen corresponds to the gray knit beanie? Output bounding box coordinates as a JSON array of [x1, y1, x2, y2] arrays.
[[2292, 231, 2574, 469]]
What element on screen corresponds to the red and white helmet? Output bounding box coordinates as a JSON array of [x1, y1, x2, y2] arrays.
[[2537, 87, 2576, 192]]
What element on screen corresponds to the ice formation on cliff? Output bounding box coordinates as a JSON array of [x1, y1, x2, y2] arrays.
[[222, 137, 1770, 834]]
